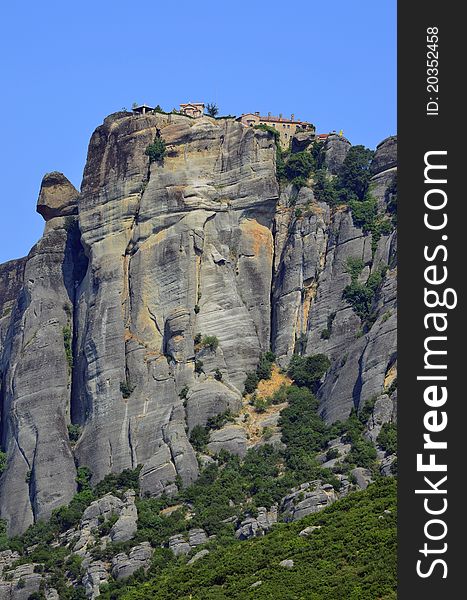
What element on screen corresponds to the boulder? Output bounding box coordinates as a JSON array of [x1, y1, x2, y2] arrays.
[[0, 563, 43, 600], [235, 506, 277, 540], [111, 543, 153, 580], [36, 171, 79, 220], [299, 525, 322, 537], [323, 134, 351, 175], [370, 136, 397, 175], [109, 490, 138, 543], [291, 130, 316, 153], [281, 481, 337, 522], [207, 425, 248, 457], [187, 549, 210, 565], [168, 534, 191, 557], [351, 467, 373, 490]]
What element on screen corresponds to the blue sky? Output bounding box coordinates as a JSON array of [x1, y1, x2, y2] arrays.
[[0, 0, 396, 264]]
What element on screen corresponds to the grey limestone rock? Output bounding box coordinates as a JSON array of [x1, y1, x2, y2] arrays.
[[36, 172, 79, 221], [109, 490, 138, 543], [235, 506, 278, 540], [0, 107, 397, 535], [351, 467, 373, 490], [111, 542, 153, 580], [82, 560, 109, 598], [299, 525, 322, 537], [291, 130, 316, 153], [281, 481, 337, 522], [207, 425, 248, 457], [370, 136, 397, 175], [167, 528, 208, 556], [323, 134, 351, 175], [0, 563, 43, 600]]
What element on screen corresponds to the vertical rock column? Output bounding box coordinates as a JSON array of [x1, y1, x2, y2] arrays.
[[0, 173, 83, 535]]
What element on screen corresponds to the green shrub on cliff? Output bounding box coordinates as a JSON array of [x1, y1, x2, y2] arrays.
[[287, 354, 331, 392], [145, 136, 166, 163], [0, 451, 7, 475]]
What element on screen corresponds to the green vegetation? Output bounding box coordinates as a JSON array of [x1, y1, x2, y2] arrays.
[[243, 351, 275, 394], [345, 256, 365, 280], [309, 145, 395, 255], [377, 422, 397, 455], [179, 386, 189, 400], [313, 169, 338, 205], [349, 196, 393, 255], [102, 478, 396, 600], [67, 424, 82, 443], [0, 450, 7, 475], [189, 412, 235, 452], [284, 151, 314, 186], [338, 400, 379, 472], [194, 360, 204, 375], [244, 371, 259, 394], [287, 354, 331, 392], [120, 380, 136, 399], [189, 425, 211, 452], [214, 368, 223, 381], [205, 102, 219, 117], [0, 346, 394, 599], [342, 266, 386, 322], [63, 325, 73, 373], [253, 124, 280, 144], [145, 136, 166, 163], [200, 335, 219, 352], [320, 312, 336, 340]]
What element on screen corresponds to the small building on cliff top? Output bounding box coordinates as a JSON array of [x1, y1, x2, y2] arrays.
[[237, 112, 315, 149], [179, 103, 205, 118]]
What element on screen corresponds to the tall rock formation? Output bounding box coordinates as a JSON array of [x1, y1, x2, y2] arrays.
[[0, 111, 396, 535]]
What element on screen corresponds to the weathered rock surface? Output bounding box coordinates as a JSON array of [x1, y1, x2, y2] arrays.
[[111, 542, 153, 580], [365, 393, 396, 443], [370, 136, 397, 175], [291, 130, 316, 153], [281, 481, 337, 522], [0, 107, 396, 535], [187, 549, 210, 565], [323, 134, 351, 174], [36, 172, 79, 221], [0, 186, 87, 534], [168, 528, 208, 556], [109, 490, 138, 542], [82, 560, 109, 598], [351, 467, 373, 490], [299, 525, 321, 537], [207, 425, 248, 457], [279, 559, 294, 569], [235, 506, 278, 540], [0, 563, 43, 600]]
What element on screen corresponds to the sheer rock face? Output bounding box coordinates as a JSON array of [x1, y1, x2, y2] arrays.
[[370, 136, 397, 176], [323, 134, 351, 175], [0, 111, 397, 535], [0, 182, 86, 534]]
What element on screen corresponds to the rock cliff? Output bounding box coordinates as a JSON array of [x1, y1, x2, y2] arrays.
[[0, 111, 396, 536]]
